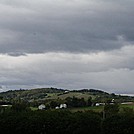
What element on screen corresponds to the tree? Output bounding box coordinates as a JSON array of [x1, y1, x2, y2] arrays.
[[11, 102, 30, 112], [102, 114, 134, 134], [50, 101, 59, 109], [65, 96, 86, 108], [87, 97, 92, 106], [103, 103, 119, 118]]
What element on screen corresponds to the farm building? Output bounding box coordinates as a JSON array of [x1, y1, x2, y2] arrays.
[[38, 104, 46, 110], [60, 104, 67, 109]]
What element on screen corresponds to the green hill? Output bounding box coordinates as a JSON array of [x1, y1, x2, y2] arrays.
[[0, 88, 134, 105]]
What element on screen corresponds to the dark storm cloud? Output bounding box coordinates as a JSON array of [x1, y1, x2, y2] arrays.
[[0, 0, 134, 55]]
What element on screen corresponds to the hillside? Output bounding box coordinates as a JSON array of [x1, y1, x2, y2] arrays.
[[0, 88, 134, 105], [0, 88, 64, 102]]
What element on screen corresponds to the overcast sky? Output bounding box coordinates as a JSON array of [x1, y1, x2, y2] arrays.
[[0, 0, 134, 94]]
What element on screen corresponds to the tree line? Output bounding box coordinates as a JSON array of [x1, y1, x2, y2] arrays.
[[0, 103, 134, 133]]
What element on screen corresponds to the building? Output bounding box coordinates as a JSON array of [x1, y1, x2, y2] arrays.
[[60, 104, 67, 109], [95, 103, 105, 106], [38, 104, 46, 110], [55, 106, 60, 109]]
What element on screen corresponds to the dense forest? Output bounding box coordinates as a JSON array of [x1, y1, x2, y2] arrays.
[[0, 88, 134, 133], [0, 103, 134, 134]]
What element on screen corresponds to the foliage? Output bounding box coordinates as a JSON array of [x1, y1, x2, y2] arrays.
[[0, 105, 134, 133], [0, 110, 101, 134], [11, 101, 31, 112], [104, 103, 119, 118], [102, 113, 134, 134], [65, 96, 87, 108]]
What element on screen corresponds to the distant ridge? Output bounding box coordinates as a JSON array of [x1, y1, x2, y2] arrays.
[[0, 87, 109, 95], [73, 89, 109, 94], [0, 87, 134, 104], [0, 87, 109, 101]]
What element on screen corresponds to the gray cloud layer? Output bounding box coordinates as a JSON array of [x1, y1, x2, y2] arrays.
[[0, 0, 134, 94], [0, 45, 134, 93], [0, 0, 134, 54]]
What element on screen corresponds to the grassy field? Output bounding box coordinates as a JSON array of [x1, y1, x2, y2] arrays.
[[70, 104, 134, 112], [46, 92, 95, 101], [69, 106, 104, 113], [120, 104, 134, 109], [30, 105, 104, 112], [30, 107, 38, 111], [30, 103, 134, 112]]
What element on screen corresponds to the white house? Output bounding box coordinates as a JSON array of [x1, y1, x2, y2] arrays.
[[60, 104, 67, 109], [95, 103, 100, 106], [95, 103, 105, 106], [111, 99, 115, 103], [64, 91, 69, 93], [55, 106, 60, 109], [38, 104, 46, 110]]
